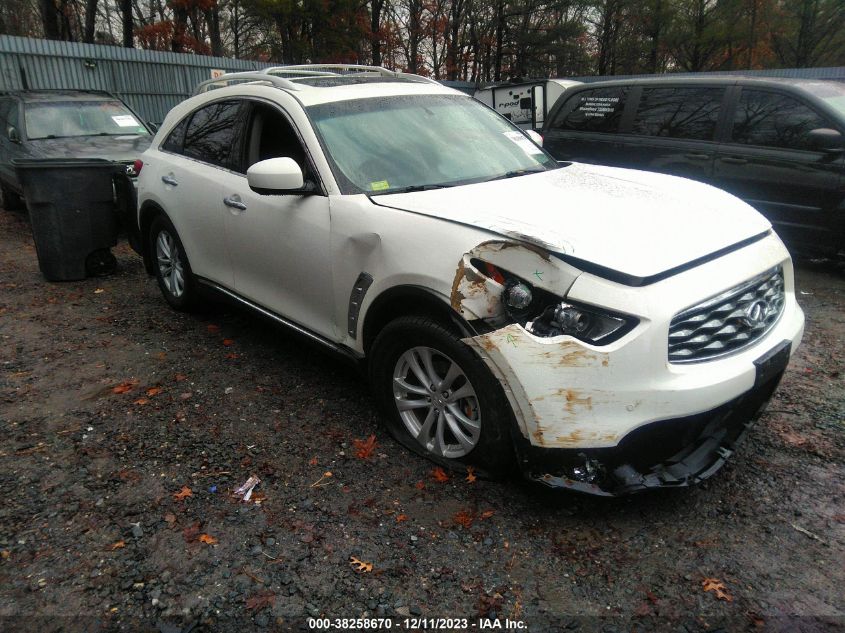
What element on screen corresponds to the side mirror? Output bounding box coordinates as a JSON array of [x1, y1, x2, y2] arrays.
[[807, 128, 843, 154], [7, 126, 21, 144], [247, 157, 305, 194], [525, 129, 543, 146], [147, 122, 159, 133]]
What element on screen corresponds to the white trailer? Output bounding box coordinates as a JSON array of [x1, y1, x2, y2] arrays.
[[474, 79, 581, 130]]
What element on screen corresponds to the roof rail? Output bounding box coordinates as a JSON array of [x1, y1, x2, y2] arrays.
[[279, 64, 440, 85], [194, 65, 442, 94], [194, 71, 303, 95]]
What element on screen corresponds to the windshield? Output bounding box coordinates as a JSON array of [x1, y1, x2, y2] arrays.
[[307, 94, 558, 194], [24, 100, 149, 140]]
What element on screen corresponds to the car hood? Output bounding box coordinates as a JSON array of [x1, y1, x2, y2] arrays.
[[373, 162, 771, 281], [27, 135, 152, 162]]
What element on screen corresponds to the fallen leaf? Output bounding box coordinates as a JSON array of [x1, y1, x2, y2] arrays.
[[198, 533, 217, 545], [146, 386, 162, 397], [432, 467, 449, 482], [414, 481, 425, 490], [480, 510, 495, 519], [182, 522, 200, 542], [308, 456, 318, 466], [1, 550, 9, 559], [110, 540, 125, 550], [223, 339, 234, 346], [154, 352, 167, 361], [133, 398, 149, 406], [175, 373, 188, 382], [349, 556, 373, 572], [245, 591, 275, 611], [454, 510, 474, 528], [702, 577, 733, 602], [353, 434, 377, 460], [94, 288, 105, 294], [396, 514, 409, 523], [173, 486, 193, 500], [207, 324, 220, 333], [112, 380, 138, 394], [225, 353, 239, 360], [466, 466, 477, 483]]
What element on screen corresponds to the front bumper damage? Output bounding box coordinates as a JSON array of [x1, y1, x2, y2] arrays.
[[452, 233, 805, 496], [516, 344, 789, 495]]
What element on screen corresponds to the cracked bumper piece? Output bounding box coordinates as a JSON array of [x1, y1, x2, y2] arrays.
[[519, 342, 790, 496]]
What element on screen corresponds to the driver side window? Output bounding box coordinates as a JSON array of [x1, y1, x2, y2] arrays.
[[241, 103, 308, 176]]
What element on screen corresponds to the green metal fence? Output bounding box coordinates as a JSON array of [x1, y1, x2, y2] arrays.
[[0, 35, 273, 124]]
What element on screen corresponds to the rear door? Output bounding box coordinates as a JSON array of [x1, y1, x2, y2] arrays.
[[617, 85, 726, 183], [153, 99, 247, 287], [713, 87, 845, 253], [542, 85, 631, 165]]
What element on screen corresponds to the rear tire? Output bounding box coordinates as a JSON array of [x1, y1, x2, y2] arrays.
[[149, 215, 199, 311], [369, 315, 515, 477], [0, 182, 24, 211]]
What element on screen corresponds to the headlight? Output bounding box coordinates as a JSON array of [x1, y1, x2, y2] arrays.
[[471, 258, 636, 345], [527, 302, 631, 343]]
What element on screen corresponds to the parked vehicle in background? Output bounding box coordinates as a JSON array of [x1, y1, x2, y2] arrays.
[[0, 90, 152, 209], [135, 65, 804, 496], [542, 77, 845, 259], [474, 79, 581, 130]]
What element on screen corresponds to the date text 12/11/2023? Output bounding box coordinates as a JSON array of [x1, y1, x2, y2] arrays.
[[307, 617, 528, 630]]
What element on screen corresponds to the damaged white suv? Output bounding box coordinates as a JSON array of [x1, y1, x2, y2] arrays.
[[135, 66, 804, 495]]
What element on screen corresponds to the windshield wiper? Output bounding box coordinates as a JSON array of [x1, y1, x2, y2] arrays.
[[370, 183, 452, 196], [481, 167, 547, 183]]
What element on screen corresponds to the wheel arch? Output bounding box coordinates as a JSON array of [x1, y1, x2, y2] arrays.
[[139, 200, 167, 275], [361, 285, 474, 356]]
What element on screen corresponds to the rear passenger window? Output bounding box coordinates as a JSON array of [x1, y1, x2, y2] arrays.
[[631, 87, 723, 140], [182, 101, 242, 168], [732, 89, 828, 151], [551, 87, 629, 133], [161, 117, 188, 154]]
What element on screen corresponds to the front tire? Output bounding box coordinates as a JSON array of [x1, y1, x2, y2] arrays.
[[149, 215, 199, 311], [369, 316, 515, 477]]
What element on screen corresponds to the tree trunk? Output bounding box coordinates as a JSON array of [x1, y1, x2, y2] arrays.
[[41, 0, 60, 39], [84, 0, 97, 43], [370, 0, 384, 67], [120, 0, 132, 47], [493, 0, 504, 81], [204, 2, 223, 56]]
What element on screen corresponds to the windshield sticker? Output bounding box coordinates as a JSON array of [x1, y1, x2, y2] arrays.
[[503, 131, 544, 155], [112, 114, 140, 127], [370, 180, 390, 191]]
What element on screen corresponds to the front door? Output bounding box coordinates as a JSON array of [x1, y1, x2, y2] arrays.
[[221, 100, 335, 340], [713, 87, 845, 254]]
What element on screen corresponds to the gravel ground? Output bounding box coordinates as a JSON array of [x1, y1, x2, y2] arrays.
[[0, 207, 843, 633]]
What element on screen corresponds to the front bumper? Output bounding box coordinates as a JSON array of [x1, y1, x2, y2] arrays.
[[463, 233, 805, 495], [519, 341, 789, 495]]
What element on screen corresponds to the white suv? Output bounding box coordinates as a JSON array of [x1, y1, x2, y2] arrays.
[[135, 65, 805, 496]]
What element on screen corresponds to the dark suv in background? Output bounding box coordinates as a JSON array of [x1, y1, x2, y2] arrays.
[[0, 90, 152, 209], [542, 77, 845, 258]]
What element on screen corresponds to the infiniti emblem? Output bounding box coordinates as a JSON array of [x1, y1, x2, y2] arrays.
[[742, 300, 769, 327]]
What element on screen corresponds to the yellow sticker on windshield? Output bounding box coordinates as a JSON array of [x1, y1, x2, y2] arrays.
[[370, 180, 389, 191]]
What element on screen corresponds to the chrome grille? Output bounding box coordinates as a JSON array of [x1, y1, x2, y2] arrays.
[[668, 267, 784, 363]]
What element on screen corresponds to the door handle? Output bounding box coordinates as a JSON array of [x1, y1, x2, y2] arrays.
[[223, 195, 247, 211], [161, 175, 178, 186], [684, 152, 710, 160], [720, 156, 748, 165]]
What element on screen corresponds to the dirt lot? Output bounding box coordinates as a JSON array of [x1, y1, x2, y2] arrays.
[[0, 206, 842, 633]]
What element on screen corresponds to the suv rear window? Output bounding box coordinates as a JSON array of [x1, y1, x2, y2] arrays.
[[631, 87, 723, 140], [551, 87, 629, 133], [731, 89, 829, 151], [183, 100, 242, 168]]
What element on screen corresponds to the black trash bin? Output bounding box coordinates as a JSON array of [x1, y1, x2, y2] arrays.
[[13, 158, 122, 281]]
